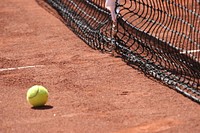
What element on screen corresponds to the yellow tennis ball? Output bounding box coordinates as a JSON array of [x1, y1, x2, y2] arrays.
[[26, 85, 48, 107]]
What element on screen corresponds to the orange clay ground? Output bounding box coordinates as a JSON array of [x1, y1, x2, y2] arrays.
[[1, 0, 200, 133]]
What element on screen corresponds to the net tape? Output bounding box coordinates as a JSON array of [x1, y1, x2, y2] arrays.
[[45, 0, 200, 103]]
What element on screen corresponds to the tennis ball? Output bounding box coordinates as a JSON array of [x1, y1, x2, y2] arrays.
[[26, 85, 48, 107]]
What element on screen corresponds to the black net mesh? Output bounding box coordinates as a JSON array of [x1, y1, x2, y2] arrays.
[[41, 0, 200, 103]]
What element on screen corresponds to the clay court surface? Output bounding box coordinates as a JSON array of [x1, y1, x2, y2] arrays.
[[1, 0, 200, 133]]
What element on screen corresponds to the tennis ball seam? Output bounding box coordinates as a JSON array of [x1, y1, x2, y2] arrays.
[[28, 86, 39, 99]]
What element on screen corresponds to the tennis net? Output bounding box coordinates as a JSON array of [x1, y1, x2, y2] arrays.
[[42, 0, 200, 103]]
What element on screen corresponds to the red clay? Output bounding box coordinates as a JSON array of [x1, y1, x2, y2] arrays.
[[1, 0, 200, 133]]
